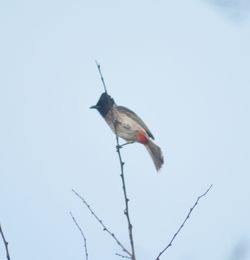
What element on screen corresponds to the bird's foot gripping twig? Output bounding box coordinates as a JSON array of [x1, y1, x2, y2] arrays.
[[116, 141, 135, 150]]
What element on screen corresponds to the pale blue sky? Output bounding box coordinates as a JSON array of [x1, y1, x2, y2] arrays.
[[0, 1, 250, 260]]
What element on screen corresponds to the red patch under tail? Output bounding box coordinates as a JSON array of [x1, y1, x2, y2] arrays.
[[136, 130, 149, 144]]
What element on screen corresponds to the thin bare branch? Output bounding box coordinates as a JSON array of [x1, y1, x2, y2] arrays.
[[155, 184, 213, 260], [0, 224, 11, 260], [70, 212, 89, 260], [95, 62, 136, 260], [72, 189, 132, 258], [76, 62, 136, 258], [114, 130, 136, 260], [95, 60, 108, 94]]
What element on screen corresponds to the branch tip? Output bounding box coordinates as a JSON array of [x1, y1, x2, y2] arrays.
[[95, 60, 108, 93]]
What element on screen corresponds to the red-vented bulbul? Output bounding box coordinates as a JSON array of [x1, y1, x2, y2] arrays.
[[90, 92, 164, 171]]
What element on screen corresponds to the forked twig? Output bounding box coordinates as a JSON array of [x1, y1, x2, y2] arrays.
[[72, 189, 132, 258], [70, 212, 89, 260], [0, 224, 11, 260], [95, 61, 136, 260], [155, 184, 213, 260]]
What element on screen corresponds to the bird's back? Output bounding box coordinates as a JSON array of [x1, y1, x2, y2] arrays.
[[116, 106, 155, 140]]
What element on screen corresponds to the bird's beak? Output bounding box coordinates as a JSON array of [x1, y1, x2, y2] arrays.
[[90, 105, 99, 109]]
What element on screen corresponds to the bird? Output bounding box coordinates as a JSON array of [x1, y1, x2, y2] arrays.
[[90, 92, 164, 171]]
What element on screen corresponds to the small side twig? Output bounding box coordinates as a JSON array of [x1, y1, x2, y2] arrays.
[[155, 184, 213, 260], [0, 224, 11, 260], [72, 189, 132, 258], [70, 212, 88, 260], [116, 252, 131, 259]]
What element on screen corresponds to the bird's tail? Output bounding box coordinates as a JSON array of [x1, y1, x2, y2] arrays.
[[145, 140, 164, 171]]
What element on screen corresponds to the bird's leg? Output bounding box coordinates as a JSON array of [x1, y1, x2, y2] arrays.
[[120, 141, 134, 147], [116, 141, 134, 150]]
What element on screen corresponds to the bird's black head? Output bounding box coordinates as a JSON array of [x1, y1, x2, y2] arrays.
[[90, 92, 115, 117]]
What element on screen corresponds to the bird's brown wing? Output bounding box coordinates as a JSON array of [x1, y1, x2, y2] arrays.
[[116, 106, 155, 140]]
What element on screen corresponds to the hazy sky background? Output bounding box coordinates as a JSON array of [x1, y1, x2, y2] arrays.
[[0, 1, 250, 260]]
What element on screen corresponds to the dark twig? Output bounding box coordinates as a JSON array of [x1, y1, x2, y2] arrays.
[[95, 60, 108, 94], [72, 189, 132, 258], [114, 131, 136, 260], [155, 184, 213, 260], [116, 253, 131, 259], [70, 212, 89, 260], [95, 62, 136, 260], [0, 224, 11, 260]]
